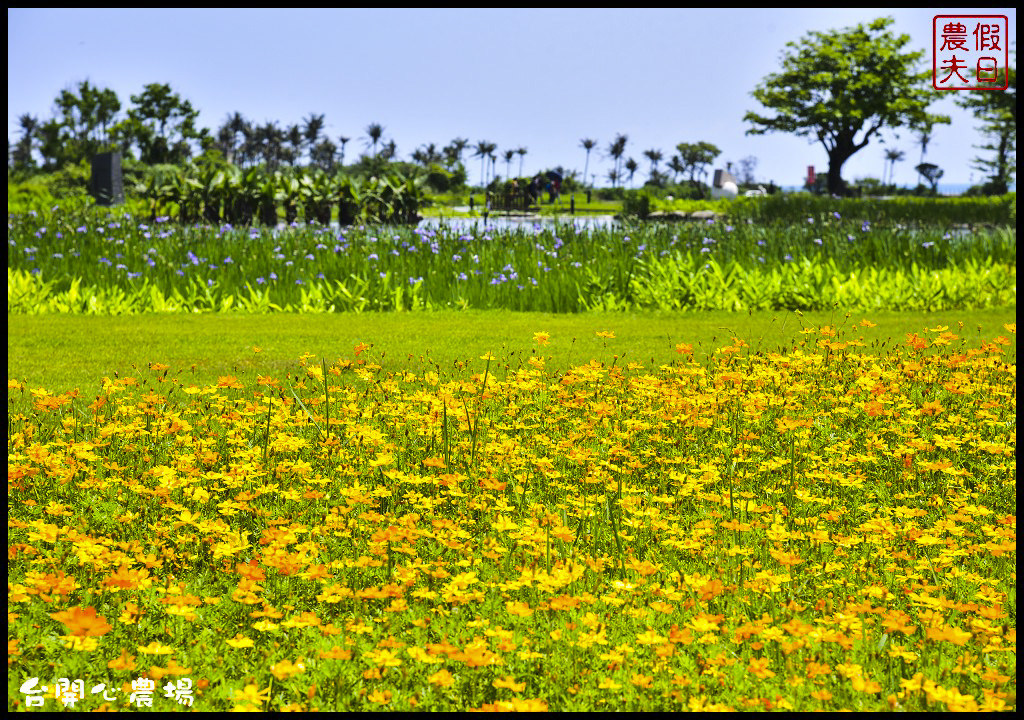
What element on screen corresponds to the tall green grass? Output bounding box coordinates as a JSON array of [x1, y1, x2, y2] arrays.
[[724, 193, 1016, 226], [7, 204, 1017, 314]]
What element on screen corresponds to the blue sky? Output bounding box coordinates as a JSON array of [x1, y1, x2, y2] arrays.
[[7, 8, 1016, 188]]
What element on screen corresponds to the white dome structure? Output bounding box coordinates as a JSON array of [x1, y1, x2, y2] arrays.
[[711, 181, 738, 199]]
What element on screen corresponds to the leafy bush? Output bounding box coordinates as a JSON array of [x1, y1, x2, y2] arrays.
[[621, 190, 653, 219], [726, 193, 1016, 226]]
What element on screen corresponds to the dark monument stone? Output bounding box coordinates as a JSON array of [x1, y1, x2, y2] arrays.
[[91, 152, 125, 206], [713, 168, 737, 189]]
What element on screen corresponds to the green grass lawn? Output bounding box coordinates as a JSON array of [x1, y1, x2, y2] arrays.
[[8, 307, 1016, 400]]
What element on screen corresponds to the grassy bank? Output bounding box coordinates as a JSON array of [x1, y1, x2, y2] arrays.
[[7, 308, 1016, 404]]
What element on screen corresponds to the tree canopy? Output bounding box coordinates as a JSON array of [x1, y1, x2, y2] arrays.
[[954, 63, 1016, 193], [745, 16, 949, 195]]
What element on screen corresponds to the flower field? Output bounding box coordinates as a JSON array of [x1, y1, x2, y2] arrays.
[[7, 204, 1016, 314], [7, 321, 1016, 711]]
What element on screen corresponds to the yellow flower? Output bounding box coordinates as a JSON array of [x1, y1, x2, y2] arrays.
[[428, 668, 456, 688], [506, 600, 533, 617], [232, 683, 271, 707], [533, 331, 551, 345]]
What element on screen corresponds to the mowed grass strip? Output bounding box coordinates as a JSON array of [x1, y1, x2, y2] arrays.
[[7, 307, 1016, 399]]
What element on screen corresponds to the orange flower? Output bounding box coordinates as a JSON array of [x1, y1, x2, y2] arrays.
[[50, 606, 113, 637], [748, 656, 776, 679]]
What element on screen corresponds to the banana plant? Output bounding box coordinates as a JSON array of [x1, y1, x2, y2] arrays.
[[135, 165, 180, 221], [177, 166, 202, 225], [224, 165, 261, 226], [278, 169, 305, 225], [258, 169, 283, 227], [196, 163, 227, 224], [337, 175, 361, 226], [300, 168, 336, 225], [389, 172, 428, 224]]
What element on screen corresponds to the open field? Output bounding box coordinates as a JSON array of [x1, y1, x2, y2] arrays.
[[7, 194, 1016, 711], [6, 307, 1018, 404]]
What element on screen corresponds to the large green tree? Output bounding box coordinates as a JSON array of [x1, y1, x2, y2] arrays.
[[745, 16, 948, 195], [123, 83, 204, 165], [675, 141, 721, 196], [954, 64, 1016, 193], [32, 80, 122, 169]]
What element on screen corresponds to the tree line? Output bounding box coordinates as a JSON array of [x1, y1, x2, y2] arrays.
[[8, 17, 1016, 195]]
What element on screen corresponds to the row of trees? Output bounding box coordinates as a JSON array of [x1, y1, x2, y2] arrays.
[[8, 17, 1016, 195], [577, 136, 747, 191]]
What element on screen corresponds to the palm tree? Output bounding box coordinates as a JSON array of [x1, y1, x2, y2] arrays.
[[473, 140, 496, 186], [606, 167, 620, 188], [412, 143, 442, 167], [310, 137, 337, 172], [516, 147, 527, 177], [885, 148, 905, 188], [12, 113, 39, 171], [643, 148, 662, 180], [913, 119, 935, 188], [487, 146, 497, 186], [503, 149, 515, 180], [337, 136, 350, 167], [215, 124, 236, 163], [302, 113, 325, 164], [444, 137, 469, 168], [667, 155, 684, 185], [624, 157, 639, 187], [580, 138, 597, 188], [379, 139, 397, 161], [607, 134, 628, 188], [216, 112, 247, 165], [285, 124, 303, 166], [257, 121, 286, 170], [364, 122, 385, 159]]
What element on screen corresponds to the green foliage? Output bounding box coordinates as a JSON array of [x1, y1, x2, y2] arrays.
[[621, 190, 653, 219], [124, 82, 205, 165], [7, 204, 1015, 315], [745, 16, 950, 195], [725, 193, 1016, 226], [954, 65, 1017, 193]]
